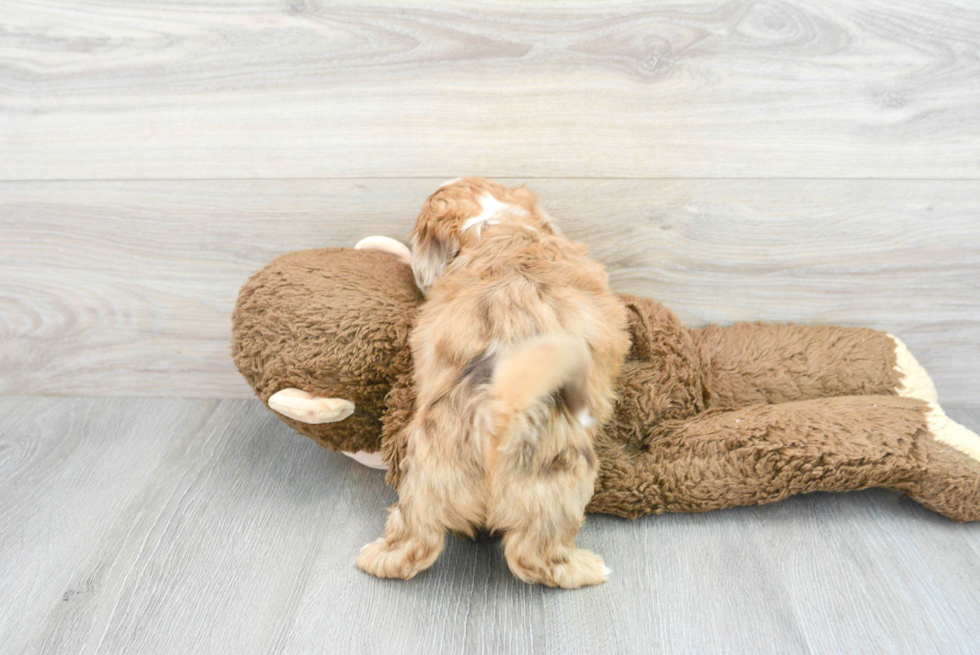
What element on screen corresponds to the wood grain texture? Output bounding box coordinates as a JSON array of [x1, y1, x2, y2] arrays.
[[12, 398, 358, 654], [0, 397, 211, 653], [2, 0, 979, 180], [2, 398, 979, 654], [2, 178, 978, 401]]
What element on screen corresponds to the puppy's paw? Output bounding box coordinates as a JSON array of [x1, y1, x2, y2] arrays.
[[556, 549, 610, 589], [355, 537, 435, 580], [510, 548, 610, 589]]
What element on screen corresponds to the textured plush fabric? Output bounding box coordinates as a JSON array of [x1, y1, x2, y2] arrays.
[[232, 248, 980, 522], [692, 321, 903, 407], [593, 395, 931, 517], [232, 248, 421, 453]]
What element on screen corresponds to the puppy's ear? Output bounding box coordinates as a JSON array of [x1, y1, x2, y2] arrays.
[[410, 219, 459, 293], [509, 186, 538, 208], [510, 186, 559, 234]]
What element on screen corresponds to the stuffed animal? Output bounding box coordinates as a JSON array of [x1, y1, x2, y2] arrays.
[[231, 237, 980, 522]]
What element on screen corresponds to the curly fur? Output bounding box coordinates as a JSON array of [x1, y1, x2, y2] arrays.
[[355, 178, 629, 588]]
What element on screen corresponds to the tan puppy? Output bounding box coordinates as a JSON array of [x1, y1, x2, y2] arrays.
[[355, 178, 629, 588]]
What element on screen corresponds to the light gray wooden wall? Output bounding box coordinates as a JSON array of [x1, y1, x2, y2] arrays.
[[2, 1, 978, 402]]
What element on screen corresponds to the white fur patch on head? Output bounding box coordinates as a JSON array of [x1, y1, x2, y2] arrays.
[[888, 334, 939, 403], [461, 194, 521, 237], [925, 402, 980, 464]]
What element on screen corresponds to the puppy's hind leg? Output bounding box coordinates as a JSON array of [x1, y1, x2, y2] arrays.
[[355, 425, 449, 580], [500, 490, 608, 589], [494, 439, 608, 589], [355, 496, 446, 580]]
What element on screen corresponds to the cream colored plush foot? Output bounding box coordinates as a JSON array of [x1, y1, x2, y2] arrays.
[[343, 450, 388, 470], [354, 236, 412, 265], [268, 389, 387, 469], [267, 388, 355, 424], [925, 403, 980, 464], [888, 334, 939, 403]]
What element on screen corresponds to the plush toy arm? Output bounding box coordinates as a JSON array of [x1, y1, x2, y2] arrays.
[[266, 389, 387, 469], [588, 395, 980, 522], [690, 323, 938, 408]]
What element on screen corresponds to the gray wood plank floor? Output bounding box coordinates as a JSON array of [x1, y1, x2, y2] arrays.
[[3, 397, 979, 654]]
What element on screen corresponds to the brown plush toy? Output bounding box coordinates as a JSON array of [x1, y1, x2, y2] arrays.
[[231, 237, 980, 523]]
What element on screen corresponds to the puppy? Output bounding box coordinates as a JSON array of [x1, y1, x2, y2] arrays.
[[355, 178, 629, 588]]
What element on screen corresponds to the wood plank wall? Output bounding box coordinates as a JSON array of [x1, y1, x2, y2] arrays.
[[1, 1, 978, 401]]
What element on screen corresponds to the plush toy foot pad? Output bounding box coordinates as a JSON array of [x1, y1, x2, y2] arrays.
[[890, 335, 939, 403], [926, 403, 980, 464]]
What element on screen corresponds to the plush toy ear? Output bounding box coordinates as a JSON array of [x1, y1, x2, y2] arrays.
[[354, 236, 412, 265], [410, 221, 459, 293]]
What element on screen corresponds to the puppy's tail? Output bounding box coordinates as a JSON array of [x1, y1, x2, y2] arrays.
[[487, 335, 594, 454]]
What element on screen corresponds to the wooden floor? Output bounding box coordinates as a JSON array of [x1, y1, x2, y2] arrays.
[[3, 1, 980, 653], [1, 397, 978, 654]]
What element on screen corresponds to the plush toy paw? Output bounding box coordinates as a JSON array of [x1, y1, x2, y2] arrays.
[[506, 547, 610, 589], [267, 388, 389, 469], [342, 450, 389, 470], [905, 403, 980, 522], [889, 335, 939, 403], [925, 403, 980, 464], [268, 388, 354, 424]]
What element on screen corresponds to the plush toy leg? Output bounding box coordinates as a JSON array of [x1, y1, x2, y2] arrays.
[[690, 323, 937, 407], [911, 403, 980, 521], [589, 395, 980, 522]]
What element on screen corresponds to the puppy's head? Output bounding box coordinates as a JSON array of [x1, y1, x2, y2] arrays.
[[409, 177, 555, 292]]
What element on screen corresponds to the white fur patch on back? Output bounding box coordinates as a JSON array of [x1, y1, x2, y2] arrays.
[[925, 402, 980, 464], [888, 334, 938, 403], [576, 409, 595, 428]]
